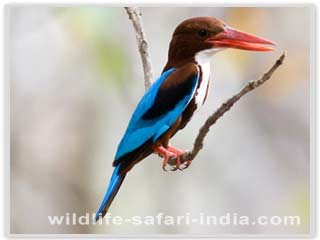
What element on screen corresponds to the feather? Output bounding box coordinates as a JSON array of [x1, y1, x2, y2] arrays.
[[95, 165, 126, 221], [114, 64, 199, 164]]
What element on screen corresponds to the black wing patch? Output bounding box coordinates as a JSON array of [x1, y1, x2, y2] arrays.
[[142, 73, 198, 120]]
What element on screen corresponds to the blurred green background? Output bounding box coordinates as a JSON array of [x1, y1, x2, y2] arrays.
[[9, 6, 312, 234]]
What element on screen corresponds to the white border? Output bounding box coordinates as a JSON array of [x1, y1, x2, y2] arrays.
[[1, 1, 317, 239]]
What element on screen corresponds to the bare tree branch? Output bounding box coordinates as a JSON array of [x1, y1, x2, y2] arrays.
[[125, 7, 153, 90], [167, 51, 286, 166]]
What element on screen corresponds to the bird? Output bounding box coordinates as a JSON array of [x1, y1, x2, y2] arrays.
[[95, 16, 276, 221]]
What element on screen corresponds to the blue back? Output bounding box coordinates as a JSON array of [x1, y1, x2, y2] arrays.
[[115, 68, 199, 160]]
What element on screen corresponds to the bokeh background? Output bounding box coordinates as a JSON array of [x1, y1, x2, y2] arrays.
[[9, 6, 313, 234]]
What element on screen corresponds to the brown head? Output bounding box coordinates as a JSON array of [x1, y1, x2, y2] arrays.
[[164, 16, 276, 71]]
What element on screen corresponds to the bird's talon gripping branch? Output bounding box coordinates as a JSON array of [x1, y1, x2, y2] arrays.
[[176, 156, 183, 170], [154, 146, 178, 171], [167, 145, 187, 170], [181, 159, 193, 170], [154, 146, 189, 171], [162, 155, 178, 171], [170, 156, 183, 171]]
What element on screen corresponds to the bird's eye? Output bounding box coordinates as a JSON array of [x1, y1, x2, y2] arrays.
[[198, 29, 208, 37]]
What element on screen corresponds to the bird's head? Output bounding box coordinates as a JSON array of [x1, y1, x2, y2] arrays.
[[165, 16, 276, 69]]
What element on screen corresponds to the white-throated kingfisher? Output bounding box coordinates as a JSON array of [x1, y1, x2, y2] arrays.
[[96, 16, 276, 221]]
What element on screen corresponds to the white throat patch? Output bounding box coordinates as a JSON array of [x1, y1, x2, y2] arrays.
[[194, 48, 222, 107], [195, 48, 223, 65]]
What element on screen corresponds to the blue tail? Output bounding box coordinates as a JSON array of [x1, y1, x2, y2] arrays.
[[95, 165, 126, 221]]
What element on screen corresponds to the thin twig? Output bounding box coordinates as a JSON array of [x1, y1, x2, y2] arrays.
[[167, 51, 286, 166], [125, 7, 153, 90]]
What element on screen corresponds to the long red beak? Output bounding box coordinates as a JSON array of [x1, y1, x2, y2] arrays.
[[207, 26, 277, 51]]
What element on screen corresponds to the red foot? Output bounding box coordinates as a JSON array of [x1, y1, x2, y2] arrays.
[[154, 146, 176, 171], [168, 145, 191, 170], [167, 145, 186, 155], [154, 145, 190, 171]]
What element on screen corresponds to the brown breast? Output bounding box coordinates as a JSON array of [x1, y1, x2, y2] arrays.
[[179, 63, 210, 130]]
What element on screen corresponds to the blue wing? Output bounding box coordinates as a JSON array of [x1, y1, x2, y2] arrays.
[[96, 66, 199, 220], [114, 65, 199, 161]]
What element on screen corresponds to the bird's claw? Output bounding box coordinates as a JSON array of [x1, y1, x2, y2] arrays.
[[161, 154, 176, 172], [154, 146, 192, 172], [171, 155, 183, 171], [180, 159, 193, 169], [164, 156, 192, 171]]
